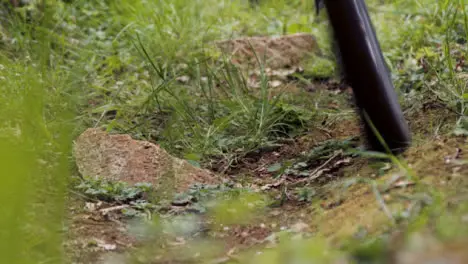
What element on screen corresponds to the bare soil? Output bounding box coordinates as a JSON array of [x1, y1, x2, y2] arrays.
[[67, 34, 468, 263], [67, 101, 468, 263]]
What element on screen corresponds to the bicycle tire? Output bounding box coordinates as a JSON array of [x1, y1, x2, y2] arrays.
[[322, 0, 411, 154]]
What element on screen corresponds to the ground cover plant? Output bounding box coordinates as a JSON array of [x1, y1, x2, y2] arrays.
[[2, 0, 468, 263]]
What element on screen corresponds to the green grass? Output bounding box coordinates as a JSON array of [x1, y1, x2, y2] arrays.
[[2, 0, 468, 263]]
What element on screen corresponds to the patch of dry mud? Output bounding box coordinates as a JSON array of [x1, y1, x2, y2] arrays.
[[215, 33, 319, 70]]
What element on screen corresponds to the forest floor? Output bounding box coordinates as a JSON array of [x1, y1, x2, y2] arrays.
[[2, 1, 468, 264], [67, 106, 468, 264]]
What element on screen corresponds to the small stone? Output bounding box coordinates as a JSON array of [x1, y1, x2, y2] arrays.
[[290, 221, 310, 233], [85, 202, 102, 212], [269, 80, 282, 88], [269, 210, 281, 216], [100, 243, 117, 251], [383, 194, 392, 202], [176, 75, 190, 83]]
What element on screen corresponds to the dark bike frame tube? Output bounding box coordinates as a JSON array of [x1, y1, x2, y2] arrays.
[[322, 0, 411, 154]]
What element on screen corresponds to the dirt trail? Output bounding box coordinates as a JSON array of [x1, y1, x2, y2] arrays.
[[67, 107, 468, 263], [67, 34, 468, 264]]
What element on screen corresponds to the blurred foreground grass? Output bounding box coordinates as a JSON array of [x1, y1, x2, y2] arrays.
[[0, 52, 74, 262], [0, 5, 77, 262]]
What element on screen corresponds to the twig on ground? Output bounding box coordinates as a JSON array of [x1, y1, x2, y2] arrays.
[[100, 205, 130, 215], [371, 181, 395, 224], [288, 150, 342, 188], [68, 189, 112, 205]]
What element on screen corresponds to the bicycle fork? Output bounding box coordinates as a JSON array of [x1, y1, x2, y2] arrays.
[[317, 0, 411, 154]]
